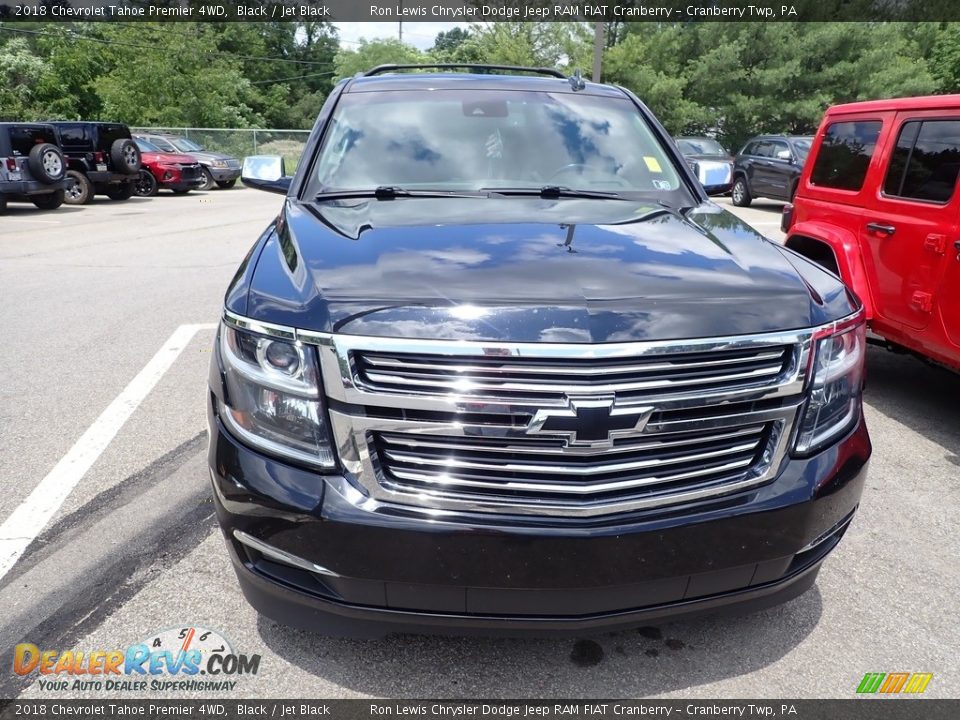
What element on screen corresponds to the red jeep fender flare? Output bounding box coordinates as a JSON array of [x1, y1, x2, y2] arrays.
[[786, 221, 874, 320]]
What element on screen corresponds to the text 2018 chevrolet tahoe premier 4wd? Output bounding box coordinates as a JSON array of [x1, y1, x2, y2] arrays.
[[208, 66, 872, 637]]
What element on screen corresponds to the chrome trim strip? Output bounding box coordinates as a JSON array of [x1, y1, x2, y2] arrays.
[[362, 363, 783, 394], [233, 530, 341, 578], [797, 509, 857, 553], [361, 350, 787, 374], [378, 424, 765, 457]]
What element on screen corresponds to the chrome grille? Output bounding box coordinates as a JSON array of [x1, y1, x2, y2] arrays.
[[225, 312, 817, 519], [354, 346, 791, 401]]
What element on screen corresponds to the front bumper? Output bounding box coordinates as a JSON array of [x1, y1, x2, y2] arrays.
[[207, 166, 241, 182], [208, 398, 871, 637]]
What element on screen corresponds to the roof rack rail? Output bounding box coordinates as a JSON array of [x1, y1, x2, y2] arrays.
[[361, 64, 566, 79]]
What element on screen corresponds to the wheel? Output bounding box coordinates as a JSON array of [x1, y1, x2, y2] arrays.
[[31, 190, 64, 210], [27, 143, 65, 184], [105, 182, 134, 201], [110, 138, 141, 175], [133, 169, 158, 197], [171, 188, 191, 195], [731, 176, 752, 207], [199, 168, 216, 191], [0, 193, 7, 214], [63, 170, 93, 205], [216, 179, 237, 189]]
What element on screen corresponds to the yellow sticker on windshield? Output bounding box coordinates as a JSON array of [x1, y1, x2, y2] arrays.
[[643, 156, 663, 172]]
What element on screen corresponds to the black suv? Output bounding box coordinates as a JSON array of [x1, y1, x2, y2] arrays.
[[209, 65, 871, 637], [0, 123, 67, 213], [732, 134, 814, 206], [47, 122, 142, 204]]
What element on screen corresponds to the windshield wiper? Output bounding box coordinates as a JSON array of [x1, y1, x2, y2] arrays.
[[314, 186, 484, 201], [482, 185, 625, 200]]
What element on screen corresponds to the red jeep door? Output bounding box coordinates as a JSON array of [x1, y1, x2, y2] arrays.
[[941, 239, 960, 348], [862, 112, 960, 331]]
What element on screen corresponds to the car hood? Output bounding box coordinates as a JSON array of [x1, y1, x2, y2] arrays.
[[141, 151, 196, 164], [683, 154, 733, 163], [237, 197, 855, 343], [188, 150, 236, 163]]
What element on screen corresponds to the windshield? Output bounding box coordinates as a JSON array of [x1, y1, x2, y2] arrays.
[[135, 139, 159, 152], [676, 138, 727, 157], [171, 137, 203, 152], [791, 137, 813, 157], [308, 89, 692, 203]]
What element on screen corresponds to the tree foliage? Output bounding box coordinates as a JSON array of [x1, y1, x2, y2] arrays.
[[0, 20, 957, 138]]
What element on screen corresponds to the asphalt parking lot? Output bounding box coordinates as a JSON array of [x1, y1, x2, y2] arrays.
[[0, 190, 957, 700]]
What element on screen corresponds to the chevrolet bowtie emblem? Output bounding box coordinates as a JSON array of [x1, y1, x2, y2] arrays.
[[525, 397, 655, 448]]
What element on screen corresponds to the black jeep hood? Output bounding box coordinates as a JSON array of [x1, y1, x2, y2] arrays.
[[237, 197, 855, 343]]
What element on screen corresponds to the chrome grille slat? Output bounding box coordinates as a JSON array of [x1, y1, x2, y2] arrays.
[[378, 425, 765, 457], [363, 364, 783, 394], [387, 456, 757, 495], [382, 440, 760, 476]]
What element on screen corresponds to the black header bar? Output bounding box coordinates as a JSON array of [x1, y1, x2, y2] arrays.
[[1, 0, 959, 23]]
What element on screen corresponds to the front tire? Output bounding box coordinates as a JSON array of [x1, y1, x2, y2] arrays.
[[31, 190, 65, 210], [133, 169, 158, 197], [731, 177, 752, 207], [0, 193, 7, 214], [216, 179, 237, 189], [199, 168, 216, 191], [63, 170, 93, 205], [171, 188, 191, 195]]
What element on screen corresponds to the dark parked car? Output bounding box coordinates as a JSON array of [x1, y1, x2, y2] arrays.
[[209, 65, 871, 637], [134, 133, 240, 190], [48, 121, 141, 204], [732, 134, 813, 206], [0, 122, 66, 213], [132, 139, 204, 196], [675, 136, 733, 195]]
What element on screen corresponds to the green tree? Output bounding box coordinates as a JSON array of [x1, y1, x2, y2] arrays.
[[333, 38, 427, 80], [0, 38, 51, 120]]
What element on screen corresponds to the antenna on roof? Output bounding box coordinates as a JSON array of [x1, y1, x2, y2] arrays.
[[569, 69, 586, 91]]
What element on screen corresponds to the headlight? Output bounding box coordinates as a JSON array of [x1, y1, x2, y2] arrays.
[[211, 160, 228, 168], [217, 322, 335, 469], [794, 317, 866, 455]]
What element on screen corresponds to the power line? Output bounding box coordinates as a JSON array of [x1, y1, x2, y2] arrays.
[[0, 24, 337, 67]]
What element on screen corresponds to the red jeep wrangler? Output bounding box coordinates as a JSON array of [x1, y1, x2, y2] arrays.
[[783, 95, 960, 372]]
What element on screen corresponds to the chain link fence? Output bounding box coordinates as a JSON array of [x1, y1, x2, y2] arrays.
[[130, 128, 312, 172]]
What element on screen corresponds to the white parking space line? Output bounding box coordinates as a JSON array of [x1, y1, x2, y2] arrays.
[[0, 322, 217, 581]]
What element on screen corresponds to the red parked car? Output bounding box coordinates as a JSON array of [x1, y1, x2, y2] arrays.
[[783, 94, 960, 372], [132, 138, 204, 196]]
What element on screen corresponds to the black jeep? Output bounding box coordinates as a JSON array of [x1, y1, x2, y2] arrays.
[[0, 122, 67, 213], [47, 122, 142, 204]]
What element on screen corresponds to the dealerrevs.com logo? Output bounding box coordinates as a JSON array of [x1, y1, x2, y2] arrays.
[[13, 626, 260, 693]]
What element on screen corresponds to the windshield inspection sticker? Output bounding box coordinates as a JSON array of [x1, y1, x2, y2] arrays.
[[643, 156, 663, 172]]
